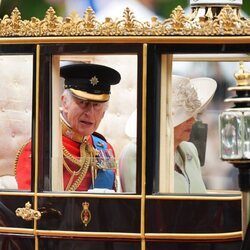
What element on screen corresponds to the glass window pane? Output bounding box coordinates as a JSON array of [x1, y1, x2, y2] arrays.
[[220, 111, 243, 160], [159, 56, 249, 194], [243, 112, 250, 159], [0, 55, 33, 191], [51, 54, 138, 193]]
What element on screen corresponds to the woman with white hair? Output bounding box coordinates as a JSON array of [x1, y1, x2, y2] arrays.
[[173, 75, 217, 193], [119, 75, 217, 193]]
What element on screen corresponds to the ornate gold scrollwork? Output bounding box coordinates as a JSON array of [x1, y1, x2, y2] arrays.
[[15, 202, 41, 221], [0, 5, 249, 37], [80, 202, 91, 227]]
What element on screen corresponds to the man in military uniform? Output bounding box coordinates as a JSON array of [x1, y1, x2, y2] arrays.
[[15, 63, 121, 191]]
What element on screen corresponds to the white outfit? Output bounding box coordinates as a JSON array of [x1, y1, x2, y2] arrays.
[[0, 176, 18, 190], [119, 141, 136, 192], [119, 140, 207, 193], [174, 141, 207, 193]]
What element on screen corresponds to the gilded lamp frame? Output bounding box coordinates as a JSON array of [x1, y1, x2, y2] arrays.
[[0, 5, 249, 37]]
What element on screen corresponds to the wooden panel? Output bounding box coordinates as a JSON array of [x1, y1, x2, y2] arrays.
[[145, 198, 241, 234], [146, 240, 242, 250], [39, 237, 141, 250], [38, 197, 141, 233]]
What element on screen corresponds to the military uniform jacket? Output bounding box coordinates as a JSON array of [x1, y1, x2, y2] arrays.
[[15, 133, 116, 191]]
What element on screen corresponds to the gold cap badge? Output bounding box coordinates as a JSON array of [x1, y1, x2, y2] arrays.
[[90, 76, 99, 86]]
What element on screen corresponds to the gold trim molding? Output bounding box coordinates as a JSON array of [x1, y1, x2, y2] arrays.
[[1, 5, 250, 37]]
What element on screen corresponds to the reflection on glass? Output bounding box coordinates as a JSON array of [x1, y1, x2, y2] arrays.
[[170, 75, 217, 194], [0, 55, 33, 190], [171, 59, 245, 192], [220, 111, 243, 159], [244, 112, 250, 159], [51, 55, 137, 193], [118, 109, 137, 193]]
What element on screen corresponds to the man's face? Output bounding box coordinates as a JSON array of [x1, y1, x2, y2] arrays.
[[62, 94, 107, 137]]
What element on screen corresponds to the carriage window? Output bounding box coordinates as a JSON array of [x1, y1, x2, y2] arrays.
[[159, 53, 248, 194], [51, 54, 138, 193], [0, 55, 33, 191]]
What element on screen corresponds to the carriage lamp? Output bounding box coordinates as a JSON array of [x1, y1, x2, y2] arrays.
[[219, 61, 250, 191], [220, 111, 250, 160]]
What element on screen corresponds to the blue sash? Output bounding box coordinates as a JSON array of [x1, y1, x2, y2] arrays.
[[89, 134, 115, 189]]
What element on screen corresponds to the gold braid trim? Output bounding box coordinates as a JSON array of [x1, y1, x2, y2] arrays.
[[14, 140, 31, 177], [63, 142, 98, 191]]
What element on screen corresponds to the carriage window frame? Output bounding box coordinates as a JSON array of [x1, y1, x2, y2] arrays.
[[0, 6, 248, 199], [0, 45, 36, 192], [37, 43, 144, 194], [0, 5, 248, 248], [146, 43, 250, 196]]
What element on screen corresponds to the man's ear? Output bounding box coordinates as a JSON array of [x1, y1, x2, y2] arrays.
[[61, 95, 67, 109], [61, 95, 69, 116]]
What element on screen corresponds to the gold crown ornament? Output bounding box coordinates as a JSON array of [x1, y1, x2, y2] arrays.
[[234, 61, 250, 87], [224, 62, 250, 106]]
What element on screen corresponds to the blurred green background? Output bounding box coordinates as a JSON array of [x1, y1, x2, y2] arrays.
[[0, 0, 249, 20]]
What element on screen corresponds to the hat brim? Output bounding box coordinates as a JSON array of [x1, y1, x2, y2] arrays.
[[173, 76, 217, 127], [70, 89, 110, 102], [123, 76, 217, 137]]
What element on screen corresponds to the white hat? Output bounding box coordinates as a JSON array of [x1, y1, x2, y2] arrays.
[[125, 75, 217, 138], [172, 75, 217, 126]]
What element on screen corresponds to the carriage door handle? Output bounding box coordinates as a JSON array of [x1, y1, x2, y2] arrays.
[[15, 202, 41, 221]]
